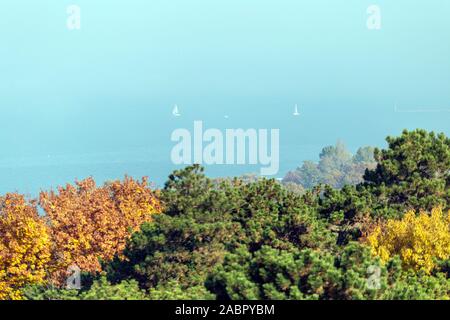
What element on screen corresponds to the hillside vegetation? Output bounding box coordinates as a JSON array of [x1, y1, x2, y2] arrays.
[[0, 129, 449, 300]]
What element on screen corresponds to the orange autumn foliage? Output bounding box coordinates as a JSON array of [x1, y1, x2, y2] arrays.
[[0, 194, 52, 300], [39, 176, 161, 281]]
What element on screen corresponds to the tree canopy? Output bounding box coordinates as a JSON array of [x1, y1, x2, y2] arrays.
[[283, 142, 376, 189], [1, 129, 449, 300]]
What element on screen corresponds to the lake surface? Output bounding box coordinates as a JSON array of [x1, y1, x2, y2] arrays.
[[1, 103, 448, 196]]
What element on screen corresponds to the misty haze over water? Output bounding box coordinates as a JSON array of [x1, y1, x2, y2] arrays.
[[1, 1, 449, 195]]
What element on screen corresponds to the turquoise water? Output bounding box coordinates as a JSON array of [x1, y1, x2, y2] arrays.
[[1, 104, 447, 195], [1, 0, 449, 195]]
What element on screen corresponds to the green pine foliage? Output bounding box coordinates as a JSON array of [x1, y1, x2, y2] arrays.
[[23, 277, 147, 300]]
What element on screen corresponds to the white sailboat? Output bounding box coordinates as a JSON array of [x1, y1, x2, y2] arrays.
[[172, 104, 181, 117], [293, 104, 300, 116]]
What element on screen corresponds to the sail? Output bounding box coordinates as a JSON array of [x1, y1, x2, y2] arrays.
[[173, 105, 180, 116]]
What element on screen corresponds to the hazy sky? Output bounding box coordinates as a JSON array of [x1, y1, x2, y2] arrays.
[[0, 0, 449, 193]]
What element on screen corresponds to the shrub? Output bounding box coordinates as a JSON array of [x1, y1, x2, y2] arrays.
[[367, 207, 450, 273]]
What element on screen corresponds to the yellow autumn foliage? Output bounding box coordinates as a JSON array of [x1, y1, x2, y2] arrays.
[[367, 207, 450, 273], [0, 194, 52, 300]]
